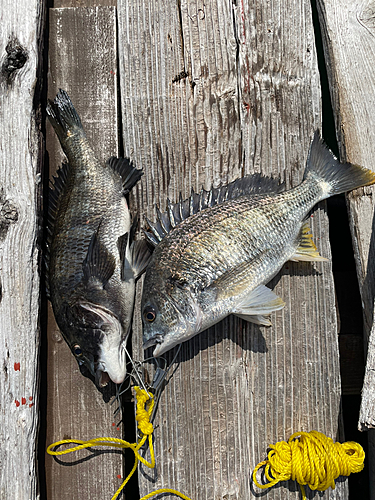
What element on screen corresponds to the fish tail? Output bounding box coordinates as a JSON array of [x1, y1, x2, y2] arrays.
[[303, 130, 375, 198], [47, 89, 84, 140]]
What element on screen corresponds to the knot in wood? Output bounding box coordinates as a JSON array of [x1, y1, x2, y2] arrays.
[[2, 37, 28, 84], [0, 191, 18, 241]]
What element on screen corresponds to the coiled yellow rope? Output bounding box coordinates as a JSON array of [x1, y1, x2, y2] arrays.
[[252, 430, 365, 498], [47, 386, 192, 500]]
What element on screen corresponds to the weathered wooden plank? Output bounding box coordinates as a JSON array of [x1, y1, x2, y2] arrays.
[[316, 0, 375, 486], [0, 0, 45, 498], [118, 0, 346, 499], [45, 7, 124, 499]]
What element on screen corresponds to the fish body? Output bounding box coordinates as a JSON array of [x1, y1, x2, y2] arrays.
[[142, 132, 375, 356], [47, 89, 150, 386]]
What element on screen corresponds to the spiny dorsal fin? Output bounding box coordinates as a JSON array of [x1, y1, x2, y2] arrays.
[[144, 173, 284, 246], [46, 161, 71, 293], [289, 222, 329, 262], [107, 157, 143, 194], [83, 229, 116, 287]]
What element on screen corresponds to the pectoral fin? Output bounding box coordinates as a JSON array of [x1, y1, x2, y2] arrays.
[[289, 222, 328, 262], [83, 230, 116, 286], [233, 284, 285, 326]]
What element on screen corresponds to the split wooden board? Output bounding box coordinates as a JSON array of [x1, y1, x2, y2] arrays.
[[0, 0, 45, 497]]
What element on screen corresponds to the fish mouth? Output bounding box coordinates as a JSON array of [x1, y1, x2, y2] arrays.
[[95, 368, 111, 388], [143, 334, 164, 353]]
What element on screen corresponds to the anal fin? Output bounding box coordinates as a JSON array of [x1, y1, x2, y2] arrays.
[[233, 284, 285, 326], [289, 222, 328, 262]]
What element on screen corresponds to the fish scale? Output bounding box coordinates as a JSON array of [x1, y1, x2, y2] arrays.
[[142, 131, 375, 357]]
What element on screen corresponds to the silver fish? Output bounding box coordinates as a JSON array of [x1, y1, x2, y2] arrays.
[[46, 89, 151, 386], [142, 132, 375, 356]]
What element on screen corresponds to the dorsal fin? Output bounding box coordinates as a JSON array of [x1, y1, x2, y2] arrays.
[[107, 157, 143, 193], [46, 161, 71, 294], [144, 173, 284, 246]]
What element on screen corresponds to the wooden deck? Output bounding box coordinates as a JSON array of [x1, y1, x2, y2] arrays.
[[1, 0, 375, 498]]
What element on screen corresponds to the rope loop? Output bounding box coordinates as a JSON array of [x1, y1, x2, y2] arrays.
[[253, 430, 365, 499]]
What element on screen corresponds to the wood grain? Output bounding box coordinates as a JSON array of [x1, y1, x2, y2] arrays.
[[118, 0, 346, 498], [0, 0, 45, 498], [45, 7, 124, 499]]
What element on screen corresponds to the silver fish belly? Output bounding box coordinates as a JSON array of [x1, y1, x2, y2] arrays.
[[141, 132, 375, 357], [47, 89, 150, 386]]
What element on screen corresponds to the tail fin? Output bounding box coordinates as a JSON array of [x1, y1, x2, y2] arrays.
[[303, 131, 375, 198], [46, 89, 84, 140]]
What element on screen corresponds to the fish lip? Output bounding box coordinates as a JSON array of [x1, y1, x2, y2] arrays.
[[143, 334, 164, 351], [95, 363, 126, 386]]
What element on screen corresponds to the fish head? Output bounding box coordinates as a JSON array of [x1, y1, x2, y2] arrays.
[[142, 277, 203, 357], [63, 301, 128, 387]]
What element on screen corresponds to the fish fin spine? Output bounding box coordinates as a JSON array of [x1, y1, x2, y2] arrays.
[[146, 174, 284, 244], [290, 222, 329, 262], [304, 130, 375, 198]]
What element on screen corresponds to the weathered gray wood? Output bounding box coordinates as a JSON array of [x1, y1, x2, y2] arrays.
[[118, 0, 346, 498], [45, 7, 124, 499], [0, 0, 45, 498], [317, 0, 375, 476]]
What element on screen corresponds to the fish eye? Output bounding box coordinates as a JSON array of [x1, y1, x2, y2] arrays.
[[73, 344, 83, 357], [143, 306, 156, 323]]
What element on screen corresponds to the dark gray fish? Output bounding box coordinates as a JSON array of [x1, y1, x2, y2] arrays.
[[46, 89, 151, 386], [142, 132, 375, 356]]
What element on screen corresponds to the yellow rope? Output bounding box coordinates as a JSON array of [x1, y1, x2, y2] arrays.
[[47, 386, 192, 500], [252, 430, 365, 499]]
